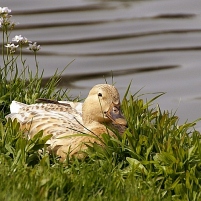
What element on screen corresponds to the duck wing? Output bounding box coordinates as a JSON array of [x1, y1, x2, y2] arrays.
[[6, 101, 84, 139]]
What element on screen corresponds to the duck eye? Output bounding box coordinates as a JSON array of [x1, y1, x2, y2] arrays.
[[98, 93, 102, 97]]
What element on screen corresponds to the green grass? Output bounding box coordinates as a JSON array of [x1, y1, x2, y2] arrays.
[[1, 86, 201, 201], [1, 7, 201, 201]]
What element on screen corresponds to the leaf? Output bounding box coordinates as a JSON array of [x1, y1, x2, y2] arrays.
[[154, 152, 177, 165], [31, 130, 43, 142], [126, 157, 148, 175], [169, 177, 181, 190], [188, 145, 197, 160], [5, 144, 15, 155], [145, 144, 153, 160], [39, 134, 52, 144], [0, 93, 11, 103], [142, 92, 166, 109], [186, 170, 191, 190]]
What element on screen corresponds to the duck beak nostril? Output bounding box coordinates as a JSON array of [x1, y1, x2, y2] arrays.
[[106, 103, 127, 126]]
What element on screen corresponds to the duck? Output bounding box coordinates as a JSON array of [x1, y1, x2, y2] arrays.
[[6, 84, 127, 160]]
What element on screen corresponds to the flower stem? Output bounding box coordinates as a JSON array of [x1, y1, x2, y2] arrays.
[[20, 44, 25, 67], [34, 51, 39, 75], [2, 29, 6, 67]]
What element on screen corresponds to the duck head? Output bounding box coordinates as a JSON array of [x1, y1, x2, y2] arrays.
[[82, 84, 127, 128]]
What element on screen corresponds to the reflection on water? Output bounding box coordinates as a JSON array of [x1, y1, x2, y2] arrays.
[[41, 65, 179, 88], [1, 0, 201, 129]]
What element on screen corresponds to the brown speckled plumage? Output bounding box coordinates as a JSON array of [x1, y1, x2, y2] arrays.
[[6, 84, 127, 161]]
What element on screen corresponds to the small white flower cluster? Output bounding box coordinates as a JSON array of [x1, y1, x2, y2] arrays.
[[5, 34, 41, 54], [2, 7, 41, 54], [0, 7, 11, 14], [5, 43, 19, 54], [28, 42, 41, 52], [12, 34, 31, 44], [0, 7, 15, 29]]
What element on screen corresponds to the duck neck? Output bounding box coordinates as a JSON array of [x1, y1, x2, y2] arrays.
[[85, 121, 114, 136]]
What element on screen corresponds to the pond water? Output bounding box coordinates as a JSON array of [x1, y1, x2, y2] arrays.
[[1, 0, 201, 129]]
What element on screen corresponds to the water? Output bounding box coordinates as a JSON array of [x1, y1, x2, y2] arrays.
[[1, 0, 201, 129]]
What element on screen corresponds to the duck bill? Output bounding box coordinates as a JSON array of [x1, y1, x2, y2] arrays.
[[106, 103, 127, 126]]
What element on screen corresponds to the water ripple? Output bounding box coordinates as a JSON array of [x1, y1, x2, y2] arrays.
[[41, 65, 179, 87]]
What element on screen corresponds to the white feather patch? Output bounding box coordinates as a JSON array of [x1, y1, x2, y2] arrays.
[[10, 101, 27, 113]]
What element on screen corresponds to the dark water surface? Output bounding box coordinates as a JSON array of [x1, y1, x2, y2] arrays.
[[1, 0, 201, 129]]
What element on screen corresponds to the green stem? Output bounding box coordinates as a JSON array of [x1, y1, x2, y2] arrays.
[[34, 52, 39, 77], [20, 44, 25, 67], [10, 54, 14, 80], [2, 26, 9, 80], [2, 29, 6, 67]]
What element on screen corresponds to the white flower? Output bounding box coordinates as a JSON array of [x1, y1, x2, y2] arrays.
[[0, 13, 16, 30], [12, 35, 31, 44], [0, 7, 11, 14], [5, 43, 19, 48], [5, 43, 19, 54], [5, 44, 11, 48], [22, 37, 31, 44], [28, 42, 41, 52], [12, 35, 24, 42]]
